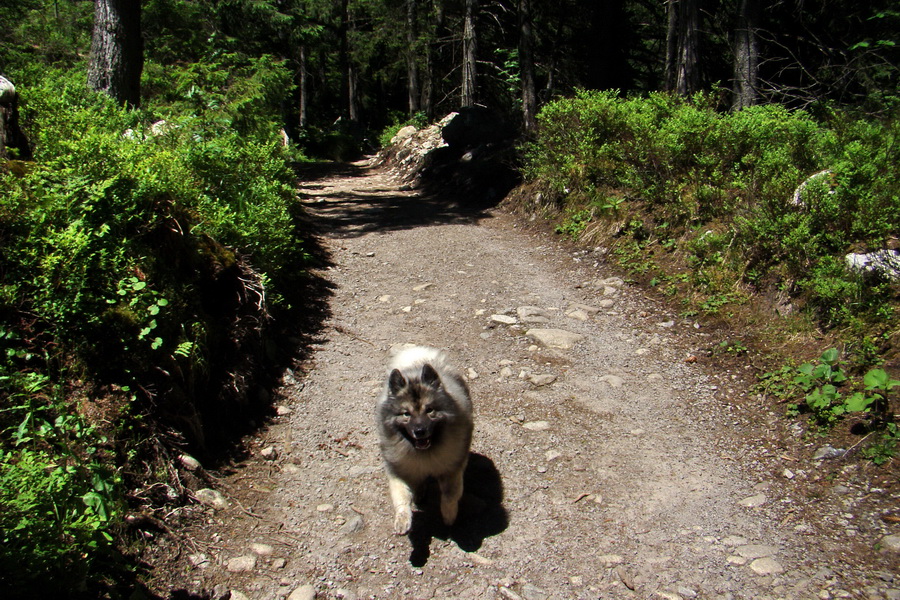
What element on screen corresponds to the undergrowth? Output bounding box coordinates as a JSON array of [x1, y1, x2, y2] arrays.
[[1, 58, 314, 595], [521, 89, 900, 461]]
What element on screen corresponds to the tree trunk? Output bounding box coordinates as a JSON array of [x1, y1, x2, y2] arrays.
[[421, 0, 443, 119], [731, 0, 760, 110], [664, 0, 678, 91], [338, 0, 353, 121], [461, 0, 477, 108], [406, 0, 421, 116], [299, 44, 309, 128], [519, 0, 537, 132], [664, 0, 699, 95], [87, 0, 143, 108], [348, 60, 359, 123], [0, 77, 32, 160]]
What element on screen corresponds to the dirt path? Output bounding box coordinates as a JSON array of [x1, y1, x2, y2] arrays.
[[161, 160, 899, 600]]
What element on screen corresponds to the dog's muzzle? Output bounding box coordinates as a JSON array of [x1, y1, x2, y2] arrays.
[[412, 437, 432, 450]]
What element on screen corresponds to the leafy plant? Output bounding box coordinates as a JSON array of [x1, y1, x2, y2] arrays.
[[790, 348, 900, 428], [862, 422, 899, 465], [845, 368, 900, 413], [555, 208, 593, 240]]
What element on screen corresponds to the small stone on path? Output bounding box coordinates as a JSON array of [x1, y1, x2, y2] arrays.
[[599, 374, 625, 388], [749, 556, 784, 575], [528, 373, 557, 386], [340, 515, 365, 535], [226, 555, 257, 573], [522, 420, 550, 431], [250, 542, 274, 556], [736, 544, 777, 559], [491, 314, 517, 325], [566, 309, 591, 321], [517, 306, 551, 324], [526, 328, 584, 349], [880, 534, 900, 552], [738, 493, 767, 508], [287, 584, 317, 600], [194, 488, 228, 510]]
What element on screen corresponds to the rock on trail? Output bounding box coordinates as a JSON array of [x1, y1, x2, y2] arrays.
[[159, 160, 900, 600]]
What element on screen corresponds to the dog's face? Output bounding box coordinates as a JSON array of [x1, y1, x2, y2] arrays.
[[385, 364, 452, 451]]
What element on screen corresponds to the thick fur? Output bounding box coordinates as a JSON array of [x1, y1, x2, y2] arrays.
[[376, 346, 473, 535]]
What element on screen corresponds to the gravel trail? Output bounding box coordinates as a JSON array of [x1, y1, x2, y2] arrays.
[[162, 160, 900, 600]]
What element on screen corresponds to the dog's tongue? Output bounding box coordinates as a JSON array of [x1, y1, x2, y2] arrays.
[[414, 438, 431, 450]]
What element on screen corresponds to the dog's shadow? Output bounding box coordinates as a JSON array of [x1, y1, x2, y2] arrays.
[[408, 452, 508, 567]]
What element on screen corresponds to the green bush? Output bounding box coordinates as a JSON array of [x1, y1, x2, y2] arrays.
[[524, 90, 900, 334], [0, 62, 314, 592]]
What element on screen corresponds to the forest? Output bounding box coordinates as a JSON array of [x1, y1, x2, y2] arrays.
[[0, 0, 898, 596]]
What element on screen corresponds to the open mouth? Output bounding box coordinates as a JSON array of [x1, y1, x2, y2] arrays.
[[412, 437, 432, 450]]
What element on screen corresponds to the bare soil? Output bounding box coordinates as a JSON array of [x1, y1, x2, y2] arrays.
[[148, 160, 900, 600]]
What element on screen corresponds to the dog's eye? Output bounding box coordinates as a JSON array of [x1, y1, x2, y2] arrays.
[[399, 410, 411, 418], [426, 408, 438, 416]]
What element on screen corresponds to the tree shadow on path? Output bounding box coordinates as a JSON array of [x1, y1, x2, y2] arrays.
[[295, 160, 502, 239], [407, 452, 509, 568]]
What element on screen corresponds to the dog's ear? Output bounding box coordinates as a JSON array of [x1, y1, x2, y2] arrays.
[[389, 369, 407, 394], [421, 363, 441, 388]]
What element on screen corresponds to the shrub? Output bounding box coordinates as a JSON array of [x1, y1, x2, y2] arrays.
[[0, 63, 315, 592], [524, 91, 900, 335]]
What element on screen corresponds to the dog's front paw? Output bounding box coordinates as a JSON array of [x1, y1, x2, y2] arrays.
[[393, 508, 413, 535]]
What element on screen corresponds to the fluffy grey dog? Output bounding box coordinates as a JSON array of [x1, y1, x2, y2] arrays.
[[376, 346, 474, 535]]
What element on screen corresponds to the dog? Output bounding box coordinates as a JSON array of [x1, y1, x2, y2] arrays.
[[375, 346, 474, 535]]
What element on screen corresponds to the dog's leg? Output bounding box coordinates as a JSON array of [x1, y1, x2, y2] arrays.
[[437, 469, 464, 526], [388, 475, 415, 535]]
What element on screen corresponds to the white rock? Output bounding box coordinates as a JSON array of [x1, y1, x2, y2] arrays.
[[226, 555, 257, 573], [738, 493, 767, 508], [880, 534, 900, 552], [178, 454, 201, 471], [250, 542, 274, 556], [522, 421, 551, 431], [412, 282, 433, 291], [736, 544, 777, 559], [276, 405, 293, 416], [566, 309, 591, 321], [188, 553, 209, 568], [517, 306, 551, 323], [529, 373, 557, 386], [287, 584, 317, 600], [230, 592, 251, 600], [260, 446, 278, 460], [467, 368, 479, 380], [335, 589, 357, 600], [491, 314, 518, 325], [194, 488, 228, 510], [340, 515, 365, 535], [597, 554, 624, 565], [568, 302, 601, 315], [316, 503, 334, 512], [525, 328, 584, 349], [599, 374, 625, 388], [749, 556, 784, 575]]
